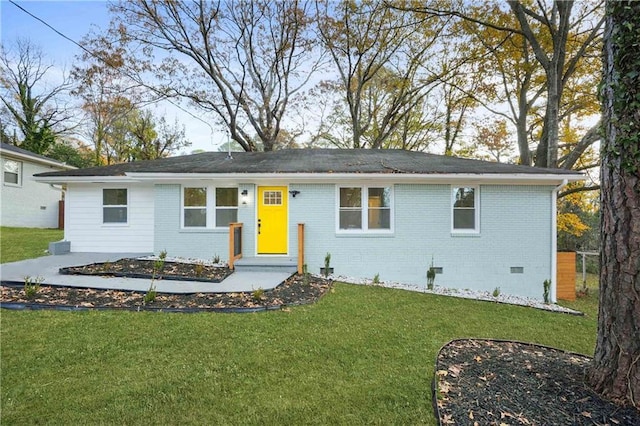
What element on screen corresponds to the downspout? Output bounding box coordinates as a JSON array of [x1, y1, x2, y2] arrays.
[[551, 179, 568, 303]]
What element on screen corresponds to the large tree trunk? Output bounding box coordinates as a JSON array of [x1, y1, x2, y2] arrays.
[[588, 0, 640, 409]]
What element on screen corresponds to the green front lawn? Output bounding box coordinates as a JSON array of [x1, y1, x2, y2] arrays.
[[0, 227, 63, 264], [1, 284, 598, 425], [1, 228, 600, 424]]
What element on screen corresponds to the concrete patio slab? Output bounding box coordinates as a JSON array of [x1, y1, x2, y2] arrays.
[[0, 253, 292, 293]]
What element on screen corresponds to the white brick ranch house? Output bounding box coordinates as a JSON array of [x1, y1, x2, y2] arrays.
[[34, 149, 582, 301]]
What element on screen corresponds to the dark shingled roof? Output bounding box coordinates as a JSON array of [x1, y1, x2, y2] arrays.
[[1, 142, 74, 169], [34, 149, 581, 178]]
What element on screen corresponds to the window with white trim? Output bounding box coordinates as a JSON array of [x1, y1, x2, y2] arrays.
[[182, 186, 238, 228], [184, 187, 207, 227], [338, 186, 392, 232], [215, 188, 238, 227], [452, 186, 478, 232], [3, 159, 21, 186], [103, 189, 128, 223]]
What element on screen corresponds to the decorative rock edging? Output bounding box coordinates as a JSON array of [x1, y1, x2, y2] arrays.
[[332, 275, 584, 315]]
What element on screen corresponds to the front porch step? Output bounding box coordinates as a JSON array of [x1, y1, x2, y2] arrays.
[[233, 257, 298, 273]]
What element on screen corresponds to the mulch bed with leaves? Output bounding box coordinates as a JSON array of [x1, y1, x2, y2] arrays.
[[435, 339, 640, 425], [59, 258, 233, 283], [1, 274, 332, 312]]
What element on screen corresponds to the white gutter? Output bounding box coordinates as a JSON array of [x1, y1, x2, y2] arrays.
[[34, 172, 584, 185], [551, 179, 568, 303], [123, 171, 583, 182], [34, 176, 140, 184]]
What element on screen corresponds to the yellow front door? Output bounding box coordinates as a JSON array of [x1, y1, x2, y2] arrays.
[[257, 186, 288, 254]]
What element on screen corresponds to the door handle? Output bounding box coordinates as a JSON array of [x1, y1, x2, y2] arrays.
[[258, 219, 261, 235]]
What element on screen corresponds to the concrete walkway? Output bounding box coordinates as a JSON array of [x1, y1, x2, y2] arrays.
[[0, 253, 291, 293]]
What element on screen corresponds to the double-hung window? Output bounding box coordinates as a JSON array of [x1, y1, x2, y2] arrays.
[[3, 159, 21, 186], [452, 186, 479, 232], [184, 187, 207, 227], [103, 189, 128, 224], [215, 188, 238, 227], [338, 186, 392, 232], [182, 186, 238, 229]]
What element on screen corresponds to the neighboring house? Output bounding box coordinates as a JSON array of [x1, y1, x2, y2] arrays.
[[35, 149, 582, 301], [1, 143, 76, 228]]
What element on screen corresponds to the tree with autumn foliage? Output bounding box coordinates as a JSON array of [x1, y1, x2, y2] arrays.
[[408, 1, 604, 170], [71, 35, 138, 165], [472, 119, 515, 163]]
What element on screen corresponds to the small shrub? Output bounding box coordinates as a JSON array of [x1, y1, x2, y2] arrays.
[[492, 287, 501, 298], [302, 264, 309, 286], [252, 287, 265, 302], [24, 276, 43, 300], [194, 262, 205, 277], [103, 261, 112, 272], [426, 256, 436, 290], [144, 284, 157, 305], [324, 252, 332, 278], [543, 279, 551, 304], [373, 273, 380, 285], [153, 250, 168, 278], [212, 254, 221, 264]]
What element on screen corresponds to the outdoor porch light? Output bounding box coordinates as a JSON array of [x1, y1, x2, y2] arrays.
[[241, 189, 249, 205], [289, 190, 300, 198]]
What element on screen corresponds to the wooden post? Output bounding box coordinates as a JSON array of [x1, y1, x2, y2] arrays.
[[297, 223, 304, 274], [58, 200, 64, 230], [228, 223, 243, 269], [556, 251, 576, 301]]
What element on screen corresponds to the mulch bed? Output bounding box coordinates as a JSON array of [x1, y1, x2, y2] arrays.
[[59, 258, 232, 283], [435, 339, 640, 425], [1, 274, 332, 312]]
